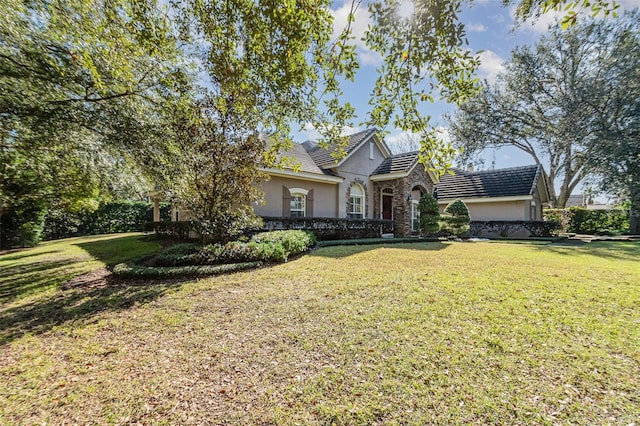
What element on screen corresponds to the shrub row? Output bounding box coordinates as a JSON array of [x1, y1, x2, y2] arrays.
[[470, 220, 561, 238], [544, 207, 629, 234], [112, 261, 262, 278], [260, 217, 394, 240], [143, 220, 194, 240], [43, 201, 172, 240]]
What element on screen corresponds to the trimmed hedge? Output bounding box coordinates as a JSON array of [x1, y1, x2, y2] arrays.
[[147, 230, 315, 266], [544, 207, 629, 234], [143, 221, 194, 240], [260, 217, 394, 240], [112, 261, 262, 278], [43, 201, 172, 240], [470, 221, 561, 238]]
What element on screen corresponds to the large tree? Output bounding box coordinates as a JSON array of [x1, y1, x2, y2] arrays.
[[448, 12, 636, 208], [582, 10, 640, 233], [0, 0, 191, 247]]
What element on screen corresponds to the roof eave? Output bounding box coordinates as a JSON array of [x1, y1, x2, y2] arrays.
[[437, 195, 534, 204], [261, 167, 344, 184]]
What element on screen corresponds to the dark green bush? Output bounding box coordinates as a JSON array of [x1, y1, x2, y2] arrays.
[[418, 193, 440, 236], [440, 199, 470, 237], [544, 207, 629, 234], [1, 202, 47, 249], [43, 201, 171, 240], [143, 221, 194, 240]]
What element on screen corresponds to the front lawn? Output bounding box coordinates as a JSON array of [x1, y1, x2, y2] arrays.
[[1, 237, 638, 424]]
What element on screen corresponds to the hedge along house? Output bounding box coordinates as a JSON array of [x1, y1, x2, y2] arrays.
[[256, 128, 438, 237]]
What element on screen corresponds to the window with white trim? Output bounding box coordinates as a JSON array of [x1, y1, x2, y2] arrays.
[[290, 193, 306, 218], [349, 184, 365, 219]]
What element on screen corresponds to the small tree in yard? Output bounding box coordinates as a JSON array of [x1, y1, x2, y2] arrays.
[[418, 193, 440, 236], [440, 199, 470, 237]]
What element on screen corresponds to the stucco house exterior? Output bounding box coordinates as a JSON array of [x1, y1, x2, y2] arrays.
[[253, 128, 550, 236], [166, 128, 550, 237], [436, 165, 550, 222]]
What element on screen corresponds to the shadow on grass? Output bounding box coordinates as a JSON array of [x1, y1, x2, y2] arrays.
[[310, 241, 449, 259], [0, 274, 188, 345], [0, 250, 63, 262], [0, 259, 82, 305], [534, 240, 640, 261]]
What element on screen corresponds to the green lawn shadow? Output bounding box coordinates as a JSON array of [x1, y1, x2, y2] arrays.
[[533, 240, 640, 261], [310, 241, 449, 259]]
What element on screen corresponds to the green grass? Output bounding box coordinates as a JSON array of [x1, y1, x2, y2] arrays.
[[1, 238, 639, 424]]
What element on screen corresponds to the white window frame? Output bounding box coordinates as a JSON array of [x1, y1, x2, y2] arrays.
[[349, 184, 365, 219], [289, 188, 308, 218]]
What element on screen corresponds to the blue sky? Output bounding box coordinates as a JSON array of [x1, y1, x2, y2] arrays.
[[294, 0, 638, 177]]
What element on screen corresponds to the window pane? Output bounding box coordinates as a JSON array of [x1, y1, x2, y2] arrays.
[[290, 194, 305, 218]]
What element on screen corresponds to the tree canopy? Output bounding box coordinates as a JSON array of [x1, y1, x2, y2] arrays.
[[448, 10, 637, 209], [0, 0, 626, 247]]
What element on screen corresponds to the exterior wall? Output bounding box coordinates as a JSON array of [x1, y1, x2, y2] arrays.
[[440, 200, 528, 221], [255, 175, 338, 218], [337, 139, 387, 218], [372, 164, 435, 237]]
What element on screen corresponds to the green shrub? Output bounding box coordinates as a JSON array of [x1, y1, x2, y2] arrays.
[[440, 199, 470, 237], [112, 261, 262, 278], [140, 230, 315, 267], [43, 200, 172, 240], [544, 207, 629, 234], [1, 202, 47, 248], [417, 193, 440, 235], [250, 230, 316, 256]]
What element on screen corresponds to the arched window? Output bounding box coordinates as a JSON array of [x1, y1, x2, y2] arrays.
[[349, 184, 365, 219], [290, 193, 306, 218]]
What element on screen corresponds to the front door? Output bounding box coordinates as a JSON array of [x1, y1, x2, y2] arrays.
[[382, 194, 393, 220]]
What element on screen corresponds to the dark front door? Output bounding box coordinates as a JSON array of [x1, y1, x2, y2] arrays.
[[382, 194, 393, 220]]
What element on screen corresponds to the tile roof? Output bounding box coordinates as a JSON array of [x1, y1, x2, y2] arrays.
[[303, 128, 378, 166], [436, 165, 541, 200], [371, 151, 419, 176]]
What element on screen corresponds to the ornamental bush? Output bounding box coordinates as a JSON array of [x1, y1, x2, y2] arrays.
[[417, 193, 440, 235], [440, 199, 470, 237], [138, 230, 315, 270]]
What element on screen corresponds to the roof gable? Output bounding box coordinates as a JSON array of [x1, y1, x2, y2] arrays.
[[303, 128, 391, 168], [436, 165, 542, 200]]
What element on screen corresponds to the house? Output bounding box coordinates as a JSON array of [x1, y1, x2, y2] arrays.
[[436, 165, 550, 221], [169, 128, 550, 237]]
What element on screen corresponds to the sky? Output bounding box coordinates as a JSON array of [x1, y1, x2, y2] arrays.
[[293, 0, 638, 181]]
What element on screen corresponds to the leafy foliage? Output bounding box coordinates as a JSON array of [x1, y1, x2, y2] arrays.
[[544, 208, 629, 234], [42, 201, 171, 241], [448, 17, 632, 208], [440, 199, 470, 237], [417, 193, 440, 236]]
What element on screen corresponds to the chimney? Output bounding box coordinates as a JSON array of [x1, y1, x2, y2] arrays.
[[467, 163, 474, 172]]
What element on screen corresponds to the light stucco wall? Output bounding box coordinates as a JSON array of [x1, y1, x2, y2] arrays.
[[440, 200, 528, 221], [336, 139, 386, 218], [255, 175, 338, 218]]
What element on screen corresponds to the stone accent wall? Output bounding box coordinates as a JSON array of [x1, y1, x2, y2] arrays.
[[345, 178, 369, 218], [372, 163, 434, 237]]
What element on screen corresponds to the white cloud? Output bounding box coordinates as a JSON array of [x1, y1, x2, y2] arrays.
[[331, 1, 383, 66], [385, 127, 451, 154], [301, 122, 360, 141], [477, 50, 505, 83], [467, 22, 487, 32]]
